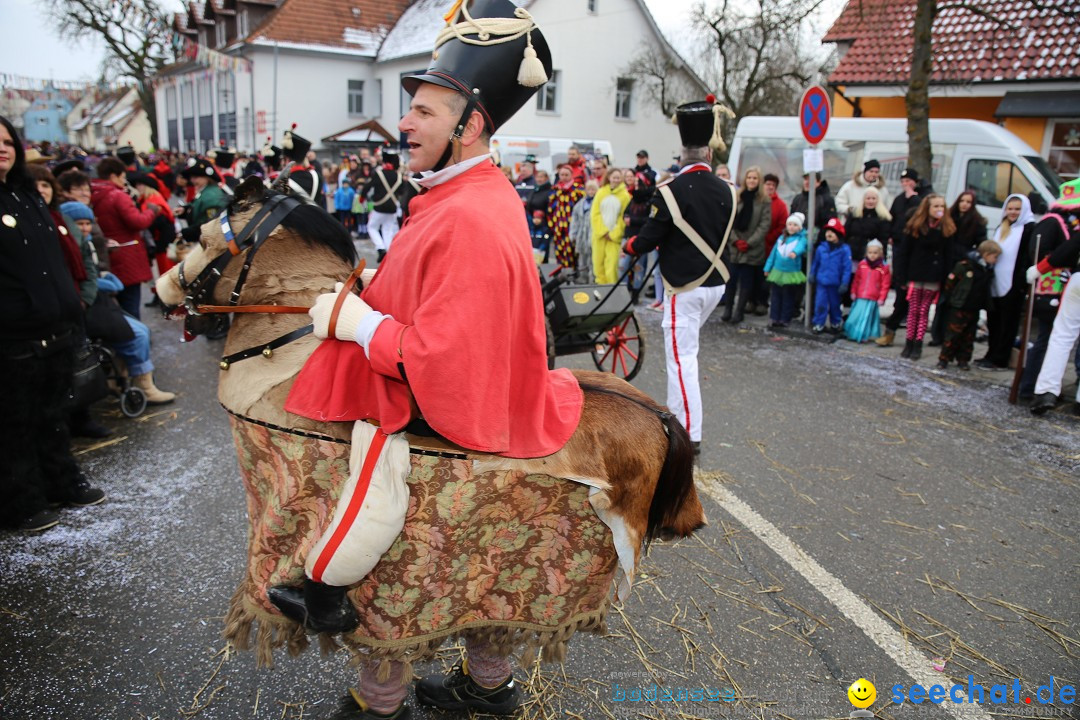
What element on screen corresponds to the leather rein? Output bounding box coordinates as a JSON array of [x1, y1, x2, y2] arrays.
[[175, 193, 365, 369]]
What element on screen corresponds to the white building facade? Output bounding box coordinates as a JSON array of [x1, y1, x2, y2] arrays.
[[154, 0, 705, 167]]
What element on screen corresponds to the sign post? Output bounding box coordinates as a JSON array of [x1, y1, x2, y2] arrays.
[[799, 86, 831, 330]]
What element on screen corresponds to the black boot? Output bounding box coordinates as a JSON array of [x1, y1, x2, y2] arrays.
[[1030, 393, 1058, 416], [415, 663, 521, 715], [267, 579, 359, 634], [731, 287, 751, 324], [909, 340, 922, 361], [900, 339, 913, 359], [377, 249, 386, 263]]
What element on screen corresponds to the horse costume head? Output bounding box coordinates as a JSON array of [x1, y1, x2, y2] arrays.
[[158, 176, 357, 338]]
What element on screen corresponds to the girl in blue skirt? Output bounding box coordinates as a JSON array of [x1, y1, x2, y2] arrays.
[[845, 239, 891, 342]]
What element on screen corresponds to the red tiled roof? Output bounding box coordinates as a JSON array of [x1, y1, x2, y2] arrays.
[[247, 0, 413, 51], [823, 0, 1080, 85]]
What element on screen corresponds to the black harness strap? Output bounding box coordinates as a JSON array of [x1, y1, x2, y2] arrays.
[[217, 324, 314, 370]]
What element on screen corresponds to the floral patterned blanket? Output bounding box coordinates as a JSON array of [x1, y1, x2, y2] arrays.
[[223, 415, 618, 673]]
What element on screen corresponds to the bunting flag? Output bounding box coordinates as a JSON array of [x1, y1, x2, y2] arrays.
[[0, 74, 125, 92]]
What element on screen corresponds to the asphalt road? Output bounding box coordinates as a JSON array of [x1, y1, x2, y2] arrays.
[[1, 270, 1076, 720]]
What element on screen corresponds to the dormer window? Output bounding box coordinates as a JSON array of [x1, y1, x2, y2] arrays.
[[216, 21, 226, 48]]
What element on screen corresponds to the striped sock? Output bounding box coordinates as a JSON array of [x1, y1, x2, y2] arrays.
[[356, 660, 407, 715], [464, 637, 513, 689]]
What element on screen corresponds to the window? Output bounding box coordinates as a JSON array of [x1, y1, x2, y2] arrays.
[[1045, 120, 1079, 181], [370, 79, 382, 118], [587, 0, 597, 13], [966, 159, 1035, 208], [536, 70, 559, 113], [180, 81, 194, 118], [238, 10, 248, 38], [348, 80, 364, 115], [215, 21, 226, 48], [165, 87, 177, 119], [197, 77, 213, 116], [615, 77, 633, 119]]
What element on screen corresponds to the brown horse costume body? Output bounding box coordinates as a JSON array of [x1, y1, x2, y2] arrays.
[[157, 178, 705, 672]]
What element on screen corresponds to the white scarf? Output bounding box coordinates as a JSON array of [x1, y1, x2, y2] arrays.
[[992, 193, 1035, 297]]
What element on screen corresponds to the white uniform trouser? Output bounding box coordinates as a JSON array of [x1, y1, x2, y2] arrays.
[[662, 284, 725, 442], [1034, 273, 1080, 400], [368, 211, 399, 252]]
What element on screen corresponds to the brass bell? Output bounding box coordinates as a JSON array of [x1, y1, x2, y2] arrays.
[[219, 360, 230, 371], [262, 347, 273, 358]]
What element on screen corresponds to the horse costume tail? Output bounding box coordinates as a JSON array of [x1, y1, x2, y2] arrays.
[[648, 411, 698, 544]]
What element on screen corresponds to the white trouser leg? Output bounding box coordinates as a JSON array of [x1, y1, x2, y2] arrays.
[[661, 284, 724, 442], [369, 211, 396, 251], [305, 422, 411, 586], [1034, 274, 1080, 399]]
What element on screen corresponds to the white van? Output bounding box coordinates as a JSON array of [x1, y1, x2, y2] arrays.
[[727, 117, 1061, 225], [491, 135, 614, 177]]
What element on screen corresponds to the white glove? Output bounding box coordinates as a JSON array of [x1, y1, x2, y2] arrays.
[[1025, 265, 1040, 285], [310, 282, 385, 347]]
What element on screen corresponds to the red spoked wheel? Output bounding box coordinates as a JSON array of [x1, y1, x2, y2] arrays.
[[591, 313, 645, 381]]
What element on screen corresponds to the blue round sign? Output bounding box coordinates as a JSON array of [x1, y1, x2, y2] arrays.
[[799, 86, 831, 145]]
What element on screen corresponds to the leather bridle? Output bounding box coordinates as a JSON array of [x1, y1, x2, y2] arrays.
[[175, 193, 365, 370]]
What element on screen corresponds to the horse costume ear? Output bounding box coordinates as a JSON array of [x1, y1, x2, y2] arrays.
[[234, 175, 267, 203]]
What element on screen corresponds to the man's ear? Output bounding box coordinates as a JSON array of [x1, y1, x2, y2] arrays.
[[459, 109, 487, 148]]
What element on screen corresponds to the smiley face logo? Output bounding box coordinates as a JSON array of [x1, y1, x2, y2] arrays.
[[847, 678, 876, 708]]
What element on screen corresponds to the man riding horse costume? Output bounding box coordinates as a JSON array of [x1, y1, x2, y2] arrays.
[[157, 1, 705, 718]]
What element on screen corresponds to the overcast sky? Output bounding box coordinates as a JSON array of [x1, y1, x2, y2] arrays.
[[1, 0, 840, 84]]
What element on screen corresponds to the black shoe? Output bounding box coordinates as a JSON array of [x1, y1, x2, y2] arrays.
[[720, 310, 733, 323], [325, 690, 411, 719], [1030, 393, 1058, 416], [19, 508, 60, 532], [927, 338, 942, 347], [376, 249, 386, 263], [958, 362, 971, 371], [66, 479, 106, 507], [267, 579, 359, 634], [900, 340, 913, 359], [144, 293, 164, 309], [974, 358, 996, 369], [936, 360, 948, 369], [909, 341, 923, 361], [730, 313, 744, 325], [416, 663, 520, 715], [692, 441, 701, 455], [71, 418, 113, 439]]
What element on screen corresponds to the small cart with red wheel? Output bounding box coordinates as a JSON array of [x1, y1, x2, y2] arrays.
[[539, 262, 651, 382]]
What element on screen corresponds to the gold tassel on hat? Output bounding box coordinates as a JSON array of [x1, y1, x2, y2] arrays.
[[708, 96, 735, 154], [518, 33, 548, 87]]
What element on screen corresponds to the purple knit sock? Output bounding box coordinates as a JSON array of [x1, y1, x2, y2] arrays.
[[357, 660, 407, 715], [464, 637, 513, 689]]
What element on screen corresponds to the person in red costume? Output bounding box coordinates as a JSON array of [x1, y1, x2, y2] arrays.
[[274, 2, 569, 717]]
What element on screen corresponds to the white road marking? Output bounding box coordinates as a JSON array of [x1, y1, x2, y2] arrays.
[[695, 473, 993, 720]]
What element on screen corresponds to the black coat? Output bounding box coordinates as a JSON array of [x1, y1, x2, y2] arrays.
[[902, 225, 950, 285], [627, 168, 734, 289], [0, 181, 83, 342], [843, 211, 891, 261], [888, 192, 922, 244], [789, 179, 836, 230]]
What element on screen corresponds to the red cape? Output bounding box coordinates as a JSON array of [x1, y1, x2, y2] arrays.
[[286, 160, 582, 458]]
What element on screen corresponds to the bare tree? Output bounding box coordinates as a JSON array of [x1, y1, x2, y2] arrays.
[[692, 0, 835, 159], [44, 0, 174, 149], [620, 44, 702, 118]]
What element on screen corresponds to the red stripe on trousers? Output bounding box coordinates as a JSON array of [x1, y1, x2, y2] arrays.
[[310, 428, 389, 583], [670, 296, 691, 433]]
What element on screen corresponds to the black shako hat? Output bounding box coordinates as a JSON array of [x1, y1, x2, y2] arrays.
[[214, 148, 236, 168], [675, 94, 733, 152], [402, 0, 552, 134], [181, 157, 221, 182], [281, 124, 312, 164], [116, 145, 137, 165], [260, 136, 283, 170]]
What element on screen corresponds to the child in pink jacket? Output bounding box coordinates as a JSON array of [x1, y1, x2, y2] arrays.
[[845, 239, 891, 343]]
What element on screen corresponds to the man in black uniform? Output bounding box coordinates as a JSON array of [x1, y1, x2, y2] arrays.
[[624, 98, 735, 454], [360, 147, 403, 261]]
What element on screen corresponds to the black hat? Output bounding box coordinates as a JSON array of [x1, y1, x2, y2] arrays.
[[636, 149, 649, 158], [214, 148, 236, 168], [51, 158, 86, 177], [675, 94, 733, 152], [863, 159, 881, 172], [181, 158, 221, 182], [260, 136, 282, 170], [116, 145, 137, 165], [523, 154, 537, 164], [402, 0, 552, 134], [900, 167, 919, 182], [281, 124, 312, 164]]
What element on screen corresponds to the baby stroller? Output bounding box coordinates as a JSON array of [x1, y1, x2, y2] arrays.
[[89, 339, 148, 418]]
